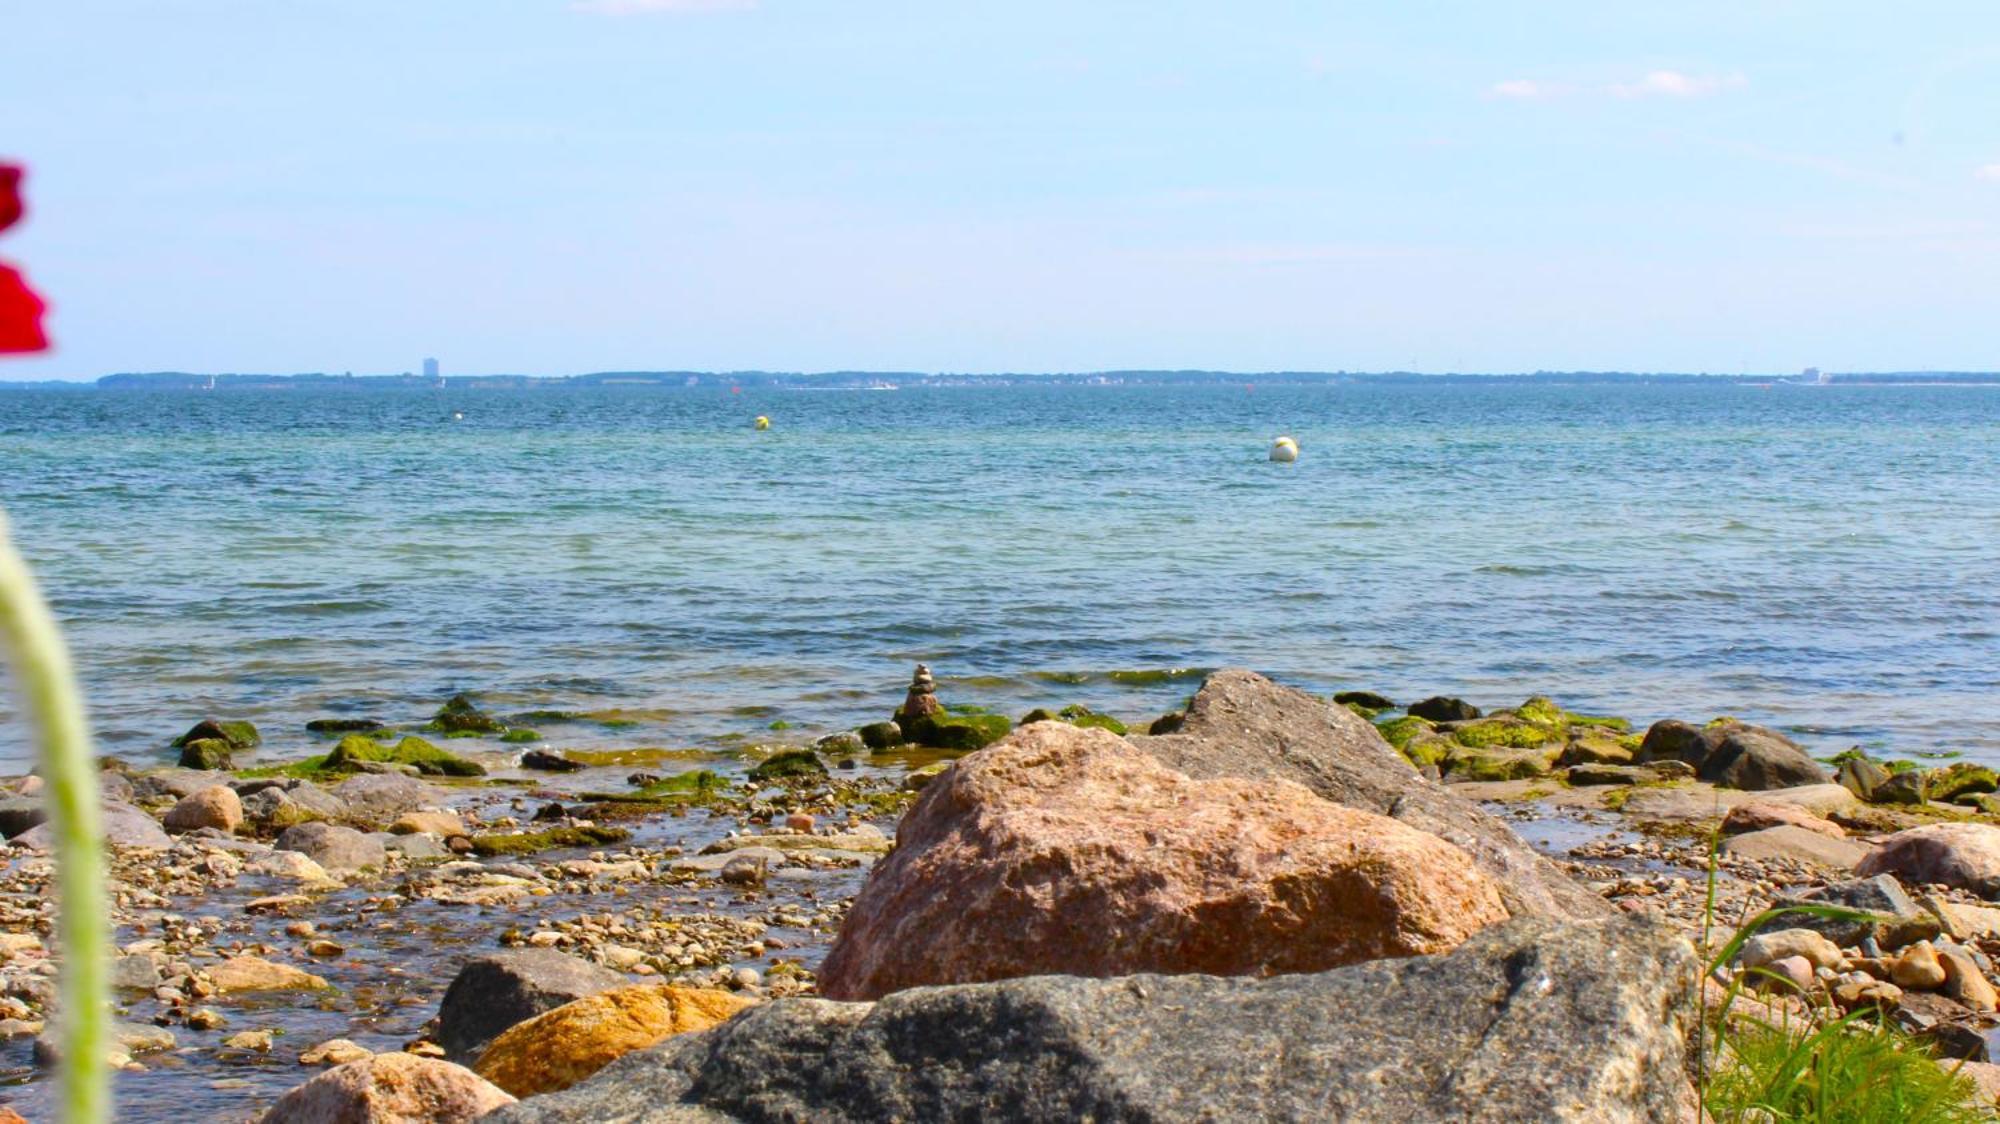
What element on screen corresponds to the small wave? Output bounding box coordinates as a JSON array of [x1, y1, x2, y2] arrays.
[[264, 599, 391, 616]]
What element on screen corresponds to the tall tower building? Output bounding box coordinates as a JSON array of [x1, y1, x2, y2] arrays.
[[423, 357, 440, 380]]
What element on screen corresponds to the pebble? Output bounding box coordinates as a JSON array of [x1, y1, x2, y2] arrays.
[[1890, 941, 1948, 990], [186, 1007, 227, 1030]]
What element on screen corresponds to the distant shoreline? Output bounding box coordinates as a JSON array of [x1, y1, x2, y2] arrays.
[[6, 369, 2000, 391]]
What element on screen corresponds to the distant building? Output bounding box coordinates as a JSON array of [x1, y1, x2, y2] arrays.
[[423, 358, 440, 379]]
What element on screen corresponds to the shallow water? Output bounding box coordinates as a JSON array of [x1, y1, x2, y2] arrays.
[[1, 381, 1997, 767]]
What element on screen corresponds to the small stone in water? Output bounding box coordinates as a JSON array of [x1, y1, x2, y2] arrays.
[[222, 1029, 272, 1052], [186, 1008, 227, 1031], [299, 1038, 372, 1067], [785, 813, 815, 834]]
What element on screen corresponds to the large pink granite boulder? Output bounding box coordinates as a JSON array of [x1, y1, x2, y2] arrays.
[[1857, 823, 2000, 896], [819, 722, 1510, 1000]]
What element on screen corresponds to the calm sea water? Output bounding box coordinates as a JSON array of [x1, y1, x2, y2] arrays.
[[0, 382, 1996, 771]]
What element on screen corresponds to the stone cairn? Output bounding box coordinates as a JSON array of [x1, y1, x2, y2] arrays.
[[894, 664, 945, 727]]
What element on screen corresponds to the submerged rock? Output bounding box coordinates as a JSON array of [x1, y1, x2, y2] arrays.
[[819, 722, 1508, 1000], [436, 949, 626, 1065], [474, 984, 754, 1097], [520, 749, 585, 773], [256, 1052, 514, 1124], [856, 721, 902, 750], [745, 749, 827, 782], [207, 955, 330, 994], [486, 916, 1698, 1124], [1132, 669, 1609, 920]]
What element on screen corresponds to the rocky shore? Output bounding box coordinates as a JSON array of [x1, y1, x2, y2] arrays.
[[3, 667, 2000, 1120]]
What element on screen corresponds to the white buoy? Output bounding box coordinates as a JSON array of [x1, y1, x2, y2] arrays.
[[1269, 436, 1299, 463]]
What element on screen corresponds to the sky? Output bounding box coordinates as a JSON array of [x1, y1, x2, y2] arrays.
[[3, 2, 2000, 380]]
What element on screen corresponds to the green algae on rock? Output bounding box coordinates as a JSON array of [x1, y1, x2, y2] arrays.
[[323, 734, 487, 778], [1446, 717, 1563, 750], [747, 750, 827, 782], [905, 711, 1011, 752], [1927, 762, 1998, 803], [499, 729, 542, 744], [173, 718, 261, 751], [1373, 715, 1433, 752], [468, 825, 631, 856], [177, 737, 236, 771], [429, 694, 508, 735]]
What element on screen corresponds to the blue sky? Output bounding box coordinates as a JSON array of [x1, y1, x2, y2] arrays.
[[3, 2, 1999, 379]]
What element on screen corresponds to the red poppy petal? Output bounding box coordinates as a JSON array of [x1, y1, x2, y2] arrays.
[[0, 166, 20, 235], [0, 264, 49, 353]]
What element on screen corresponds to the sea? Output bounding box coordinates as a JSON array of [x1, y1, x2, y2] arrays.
[[1, 380, 1996, 772]]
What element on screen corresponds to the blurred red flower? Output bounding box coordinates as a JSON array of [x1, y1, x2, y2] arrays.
[[1, 164, 50, 354]]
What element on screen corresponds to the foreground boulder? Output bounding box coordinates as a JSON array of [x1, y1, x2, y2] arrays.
[[436, 949, 626, 1065], [257, 1052, 513, 1123], [1857, 823, 2000, 897], [1130, 669, 1608, 920], [474, 985, 753, 1097], [819, 722, 1509, 1000], [486, 916, 1697, 1124]]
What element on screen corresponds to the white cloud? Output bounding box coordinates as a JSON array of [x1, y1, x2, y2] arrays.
[[1977, 163, 2000, 182], [570, 0, 754, 14], [1609, 70, 1747, 99]]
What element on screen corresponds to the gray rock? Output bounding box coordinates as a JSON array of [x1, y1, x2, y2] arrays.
[[14, 801, 171, 850], [434, 948, 625, 1065], [329, 772, 447, 824], [275, 822, 386, 873], [1720, 825, 1869, 870], [1700, 726, 1830, 791], [1873, 770, 1928, 806], [1406, 695, 1480, 722], [0, 797, 46, 839], [1838, 755, 1891, 801], [1130, 669, 1609, 920], [1771, 874, 1941, 948], [382, 832, 448, 861], [240, 783, 350, 831], [1636, 719, 1711, 767], [110, 952, 165, 991], [486, 916, 1696, 1124], [131, 768, 231, 801], [1565, 764, 1646, 787]]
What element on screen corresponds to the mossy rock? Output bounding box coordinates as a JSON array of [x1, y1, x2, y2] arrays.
[[1556, 732, 1634, 768], [1874, 770, 1928, 806], [1334, 690, 1396, 711], [903, 762, 950, 791], [1021, 708, 1060, 725], [1343, 701, 1390, 720], [768, 720, 793, 731], [177, 737, 236, 771], [304, 717, 383, 735], [747, 750, 828, 782], [429, 693, 507, 735], [1447, 718, 1563, 750], [1512, 696, 1566, 728], [1399, 732, 1453, 769], [1374, 715, 1434, 752], [498, 729, 542, 744], [1927, 762, 1998, 803], [858, 721, 904, 750], [173, 718, 260, 750], [468, 825, 631, 857], [324, 734, 487, 777], [907, 712, 1012, 752], [1444, 744, 1560, 782], [1030, 705, 1129, 736], [1565, 713, 1632, 733]]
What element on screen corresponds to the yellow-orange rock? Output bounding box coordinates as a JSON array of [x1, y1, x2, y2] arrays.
[[473, 985, 752, 1097], [819, 722, 1511, 1000]]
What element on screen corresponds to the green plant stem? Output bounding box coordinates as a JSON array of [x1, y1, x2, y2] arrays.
[[0, 510, 108, 1123]]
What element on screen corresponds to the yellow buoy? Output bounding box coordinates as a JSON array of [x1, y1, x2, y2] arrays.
[[754, 416, 770, 431], [1269, 436, 1299, 463]]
